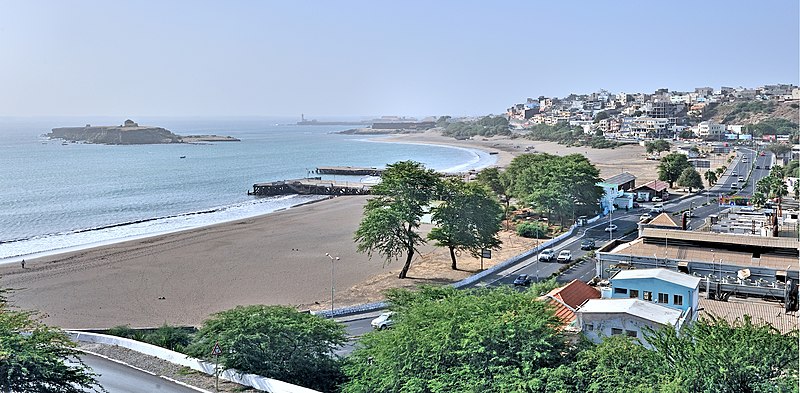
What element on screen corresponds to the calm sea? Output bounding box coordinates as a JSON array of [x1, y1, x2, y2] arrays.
[[0, 117, 495, 263]]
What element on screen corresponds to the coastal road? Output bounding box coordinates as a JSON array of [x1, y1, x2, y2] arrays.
[[77, 353, 202, 393]]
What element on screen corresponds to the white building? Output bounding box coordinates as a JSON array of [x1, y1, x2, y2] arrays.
[[577, 298, 687, 348], [697, 121, 725, 139]]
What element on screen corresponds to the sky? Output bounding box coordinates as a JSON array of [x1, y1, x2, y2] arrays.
[[0, 0, 798, 117]]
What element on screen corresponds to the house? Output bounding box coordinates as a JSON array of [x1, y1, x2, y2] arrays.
[[609, 268, 701, 317], [539, 279, 601, 327], [597, 172, 636, 212], [620, 117, 672, 139], [634, 180, 669, 201], [576, 298, 688, 348], [697, 121, 725, 140]]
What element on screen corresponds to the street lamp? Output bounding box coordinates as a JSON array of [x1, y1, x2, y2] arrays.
[[325, 253, 339, 312]]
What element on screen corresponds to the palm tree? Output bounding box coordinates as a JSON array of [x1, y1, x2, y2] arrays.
[[704, 170, 718, 186]]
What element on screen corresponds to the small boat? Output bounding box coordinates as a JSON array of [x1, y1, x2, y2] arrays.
[[180, 156, 186, 159]]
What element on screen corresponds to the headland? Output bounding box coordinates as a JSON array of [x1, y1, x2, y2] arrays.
[[47, 119, 240, 145]]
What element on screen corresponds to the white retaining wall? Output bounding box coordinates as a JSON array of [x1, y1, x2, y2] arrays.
[[68, 331, 320, 393]]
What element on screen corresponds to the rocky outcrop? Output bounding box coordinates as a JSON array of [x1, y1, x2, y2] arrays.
[[47, 120, 239, 145]]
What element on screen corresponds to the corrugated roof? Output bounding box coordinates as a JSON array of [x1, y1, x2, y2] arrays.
[[649, 212, 679, 227], [612, 268, 701, 289], [642, 228, 800, 250], [545, 279, 601, 309], [636, 180, 669, 192], [605, 172, 636, 186], [578, 298, 683, 326], [699, 297, 799, 334], [543, 297, 577, 325]]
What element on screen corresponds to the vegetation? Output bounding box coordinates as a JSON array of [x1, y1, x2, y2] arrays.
[[657, 152, 692, 188], [745, 118, 799, 137], [0, 287, 102, 392], [505, 153, 603, 224], [428, 178, 503, 270], [721, 100, 777, 123], [765, 142, 792, 157], [342, 285, 566, 393], [524, 123, 622, 149], [644, 139, 671, 155], [474, 167, 513, 228], [107, 324, 191, 352], [678, 129, 695, 139], [354, 161, 440, 279], [186, 305, 346, 392], [516, 221, 548, 238], [676, 167, 703, 192], [441, 115, 510, 139], [753, 167, 788, 210], [703, 169, 718, 186]]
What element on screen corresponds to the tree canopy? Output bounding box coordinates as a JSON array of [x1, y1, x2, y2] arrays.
[[677, 167, 704, 192], [658, 152, 692, 188], [441, 116, 510, 139], [703, 169, 718, 186], [428, 179, 503, 270], [185, 304, 346, 392], [0, 288, 102, 392], [342, 284, 566, 393], [354, 161, 440, 278], [645, 139, 671, 155]]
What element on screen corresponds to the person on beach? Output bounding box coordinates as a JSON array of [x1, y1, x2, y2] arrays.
[[21, 259, 25, 269]]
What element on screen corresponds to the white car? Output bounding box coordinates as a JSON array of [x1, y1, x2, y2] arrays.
[[738, 176, 744, 182], [538, 249, 555, 262], [651, 196, 663, 202], [604, 224, 618, 232], [557, 250, 572, 262], [640, 213, 653, 221], [371, 312, 395, 330]]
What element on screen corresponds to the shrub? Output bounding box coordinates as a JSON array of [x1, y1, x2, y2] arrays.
[[516, 221, 547, 238]]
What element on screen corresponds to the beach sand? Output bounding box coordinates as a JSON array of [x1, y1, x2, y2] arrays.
[[2, 130, 659, 329]]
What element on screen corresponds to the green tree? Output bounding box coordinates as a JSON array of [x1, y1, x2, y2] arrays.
[[428, 179, 503, 270], [516, 221, 548, 238], [677, 167, 704, 193], [645, 139, 671, 155], [342, 285, 567, 393], [185, 305, 346, 392], [703, 169, 718, 186], [647, 315, 799, 393], [0, 288, 102, 392], [593, 111, 610, 123], [355, 161, 440, 279], [766, 142, 792, 157], [475, 167, 513, 229], [678, 129, 696, 139], [658, 152, 692, 188]]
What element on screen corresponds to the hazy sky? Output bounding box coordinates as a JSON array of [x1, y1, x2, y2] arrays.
[[1, 1, 798, 117]]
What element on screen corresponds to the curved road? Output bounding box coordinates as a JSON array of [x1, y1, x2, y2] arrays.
[[77, 353, 202, 393]]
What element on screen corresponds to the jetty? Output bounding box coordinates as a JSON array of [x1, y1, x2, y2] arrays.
[[250, 178, 372, 196], [315, 166, 384, 176]]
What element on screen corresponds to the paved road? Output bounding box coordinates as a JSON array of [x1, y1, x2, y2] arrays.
[[77, 353, 201, 393]]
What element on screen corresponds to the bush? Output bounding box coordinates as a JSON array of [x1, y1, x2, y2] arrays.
[[144, 324, 192, 352], [516, 221, 547, 238]]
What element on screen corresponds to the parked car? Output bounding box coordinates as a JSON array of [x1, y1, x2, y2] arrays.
[[651, 196, 663, 202], [371, 312, 395, 330], [513, 274, 532, 287], [580, 239, 596, 250], [640, 213, 653, 221], [557, 250, 572, 262], [538, 248, 555, 262], [604, 224, 618, 232], [756, 165, 761, 169]]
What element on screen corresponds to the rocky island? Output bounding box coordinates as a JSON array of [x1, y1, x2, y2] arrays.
[[47, 119, 240, 145]]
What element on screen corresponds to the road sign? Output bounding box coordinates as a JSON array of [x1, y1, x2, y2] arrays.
[[211, 342, 222, 356], [481, 249, 492, 259]]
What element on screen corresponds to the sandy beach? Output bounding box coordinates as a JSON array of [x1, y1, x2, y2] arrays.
[[2, 130, 656, 329]]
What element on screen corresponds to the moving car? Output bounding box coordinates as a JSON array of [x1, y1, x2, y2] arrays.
[[557, 250, 572, 262], [580, 239, 596, 250], [731, 183, 738, 189], [650, 204, 664, 214], [760, 152, 765, 156], [640, 213, 653, 221], [538, 248, 555, 262], [371, 312, 395, 330], [731, 171, 737, 176], [513, 274, 532, 287], [604, 224, 618, 232], [738, 176, 744, 182]]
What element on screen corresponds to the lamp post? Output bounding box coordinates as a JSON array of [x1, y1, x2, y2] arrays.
[[325, 253, 339, 312]]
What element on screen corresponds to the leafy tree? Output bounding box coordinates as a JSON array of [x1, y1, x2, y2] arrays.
[[355, 161, 440, 279], [658, 152, 692, 188], [645, 139, 671, 155], [0, 288, 102, 392], [678, 129, 696, 139], [441, 115, 510, 139], [428, 179, 503, 270], [782, 159, 798, 178], [475, 167, 513, 229], [593, 111, 610, 123], [766, 142, 792, 157], [715, 166, 725, 176], [647, 315, 799, 392], [342, 285, 567, 393], [677, 167, 704, 192], [435, 115, 451, 127], [185, 305, 346, 392], [516, 221, 547, 238], [703, 170, 718, 186]]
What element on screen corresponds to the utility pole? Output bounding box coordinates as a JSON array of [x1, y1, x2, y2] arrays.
[[325, 253, 339, 312]]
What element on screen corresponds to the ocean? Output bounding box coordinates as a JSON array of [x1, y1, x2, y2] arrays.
[[0, 117, 495, 263]]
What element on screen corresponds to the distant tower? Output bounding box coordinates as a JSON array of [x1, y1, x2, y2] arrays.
[[301, 113, 305, 122]]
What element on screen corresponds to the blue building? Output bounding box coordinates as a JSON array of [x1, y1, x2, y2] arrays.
[[609, 268, 701, 318]]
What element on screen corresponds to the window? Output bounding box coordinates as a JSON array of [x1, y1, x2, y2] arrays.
[[629, 289, 639, 299], [614, 287, 628, 295], [626, 330, 638, 338], [585, 324, 594, 331], [611, 328, 623, 335], [643, 291, 652, 301], [658, 293, 669, 303], [673, 294, 683, 306]]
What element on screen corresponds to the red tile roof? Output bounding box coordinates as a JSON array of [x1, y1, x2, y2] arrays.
[[540, 280, 601, 325]]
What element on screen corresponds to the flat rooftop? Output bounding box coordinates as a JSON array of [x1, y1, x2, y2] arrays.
[[699, 297, 798, 334]]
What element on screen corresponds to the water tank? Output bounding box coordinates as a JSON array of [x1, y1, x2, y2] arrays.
[[600, 287, 613, 299]]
